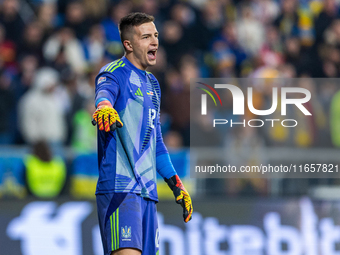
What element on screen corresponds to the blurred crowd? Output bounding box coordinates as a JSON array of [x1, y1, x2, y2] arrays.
[[1, 0, 340, 198], [1, 0, 340, 150]]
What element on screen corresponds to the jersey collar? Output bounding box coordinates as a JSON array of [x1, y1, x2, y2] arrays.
[[121, 56, 148, 77]]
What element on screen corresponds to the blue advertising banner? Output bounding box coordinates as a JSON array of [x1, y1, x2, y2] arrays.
[[1, 197, 340, 255]]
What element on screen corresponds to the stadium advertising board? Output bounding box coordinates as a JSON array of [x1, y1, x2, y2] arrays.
[[1, 197, 340, 255]]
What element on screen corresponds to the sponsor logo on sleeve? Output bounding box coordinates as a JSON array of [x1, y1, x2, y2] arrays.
[[97, 77, 106, 84]]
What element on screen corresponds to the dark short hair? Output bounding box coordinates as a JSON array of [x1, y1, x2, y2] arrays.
[[119, 12, 155, 46]]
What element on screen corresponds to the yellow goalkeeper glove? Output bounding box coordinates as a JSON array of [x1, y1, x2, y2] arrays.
[[165, 175, 193, 223], [92, 100, 123, 132]]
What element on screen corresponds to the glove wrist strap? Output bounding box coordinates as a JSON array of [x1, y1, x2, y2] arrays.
[[164, 175, 181, 191], [97, 100, 113, 109]]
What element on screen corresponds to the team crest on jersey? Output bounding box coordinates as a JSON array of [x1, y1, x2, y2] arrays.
[[97, 77, 106, 84], [146, 90, 154, 96], [121, 226, 131, 240]]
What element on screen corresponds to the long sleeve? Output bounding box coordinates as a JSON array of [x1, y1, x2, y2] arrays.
[[95, 72, 120, 107], [155, 115, 177, 179]]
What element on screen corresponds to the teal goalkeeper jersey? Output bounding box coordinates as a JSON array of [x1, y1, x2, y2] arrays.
[[94, 56, 169, 202]]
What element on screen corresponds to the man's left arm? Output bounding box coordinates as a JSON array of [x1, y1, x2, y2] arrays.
[[156, 118, 193, 223]]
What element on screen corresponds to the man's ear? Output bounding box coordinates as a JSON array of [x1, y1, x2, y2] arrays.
[[123, 40, 133, 52]]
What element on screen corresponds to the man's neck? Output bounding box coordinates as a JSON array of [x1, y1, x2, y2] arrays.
[[125, 53, 147, 71]]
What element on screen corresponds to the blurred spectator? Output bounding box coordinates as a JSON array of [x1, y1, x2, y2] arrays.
[[225, 125, 267, 196], [330, 87, 340, 147], [78, 66, 98, 98], [284, 37, 301, 68], [0, 24, 16, 70], [210, 22, 247, 76], [18, 21, 45, 64], [161, 20, 186, 67], [82, 24, 105, 65], [37, 3, 58, 36], [314, 0, 340, 45], [18, 67, 67, 145], [101, 1, 131, 58], [58, 68, 87, 145], [279, 63, 296, 78], [0, 0, 24, 45], [322, 19, 340, 75], [274, 0, 299, 39], [72, 99, 96, 153], [24, 141, 66, 198], [298, 1, 314, 47], [138, 0, 158, 16], [169, 3, 199, 48], [198, 0, 224, 47], [43, 27, 86, 74], [252, 0, 280, 24], [12, 54, 39, 101], [170, 3, 197, 31], [0, 69, 14, 144], [209, 40, 236, 77], [83, 0, 107, 23], [64, 1, 91, 40], [164, 55, 199, 145], [11, 54, 39, 143], [283, 36, 319, 76], [237, 4, 265, 56], [260, 25, 284, 67], [138, 0, 163, 24], [164, 130, 183, 150]]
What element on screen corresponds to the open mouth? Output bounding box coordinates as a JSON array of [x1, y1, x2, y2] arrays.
[[147, 49, 157, 60]]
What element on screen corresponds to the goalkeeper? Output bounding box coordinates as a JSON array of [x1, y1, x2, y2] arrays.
[[92, 12, 193, 255]]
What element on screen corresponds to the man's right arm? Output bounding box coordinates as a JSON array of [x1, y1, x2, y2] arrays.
[[94, 73, 120, 107], [92, 73, 123, 132]]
